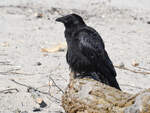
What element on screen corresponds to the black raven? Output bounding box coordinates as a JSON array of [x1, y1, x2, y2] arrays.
[[56, 14, 121, 90]]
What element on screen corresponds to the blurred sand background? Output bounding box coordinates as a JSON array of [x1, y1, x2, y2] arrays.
[[0, 0, 150, 113]]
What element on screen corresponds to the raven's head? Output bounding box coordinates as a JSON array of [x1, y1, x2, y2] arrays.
[[56, 13, 85, 28]]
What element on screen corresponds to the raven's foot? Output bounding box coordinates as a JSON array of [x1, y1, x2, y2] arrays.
[[74, 72, 101, 82]]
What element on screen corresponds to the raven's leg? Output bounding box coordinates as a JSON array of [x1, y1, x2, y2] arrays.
[[74, 72, 100, 81], [70, 70, 75, 80]]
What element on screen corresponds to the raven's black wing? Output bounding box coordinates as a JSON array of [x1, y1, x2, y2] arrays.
[[76, 27, 116, 77], [75, 27, 120, 90]]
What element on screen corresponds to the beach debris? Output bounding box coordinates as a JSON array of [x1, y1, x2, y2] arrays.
[[13, 108, 21, 113], [35, 13, 43, 18], [147, 21, 150, 24], [115, 64, 150, 75], [10, 79, 61, 103], [0, 88, 19, 94], [36, 98, 43, 104], [36, 98, 47, 108], [1, 42, 9, 47], [117, 62, 125, 68], [36, 62, 42, 66], [27, 88, 47, 108], [33, 108, 41, 112], [0, 67, 22, 75], [41, 43, 67, 53], [0, 61, 12, 65], [132, 60, 139, 67], [48, 81, 53, 86]]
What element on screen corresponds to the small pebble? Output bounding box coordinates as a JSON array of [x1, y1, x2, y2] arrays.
[[147, 21, 150, 24], [36, 13, 43, 18], [37, 62, 42, 66], [118, 62, 125, 68], [36, 98, 47, 108], [133, 17, 137, 20], [132, 60, 139, 67], [39, 100, 47, 108], [33, 108, 41, 112]]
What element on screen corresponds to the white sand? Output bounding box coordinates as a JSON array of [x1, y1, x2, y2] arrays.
[[0, 0, 150, 113]]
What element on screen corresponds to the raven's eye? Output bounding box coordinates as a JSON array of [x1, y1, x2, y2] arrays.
[[66, 18, 73, 24]]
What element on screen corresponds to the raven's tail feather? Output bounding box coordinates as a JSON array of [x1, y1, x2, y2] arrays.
[[96, 72, 121, 90]]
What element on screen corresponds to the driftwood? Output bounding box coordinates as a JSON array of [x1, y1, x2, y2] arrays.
[[62, 73, 150, 113]]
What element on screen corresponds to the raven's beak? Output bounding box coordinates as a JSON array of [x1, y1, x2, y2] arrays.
[[55, 17, 66, 23]]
